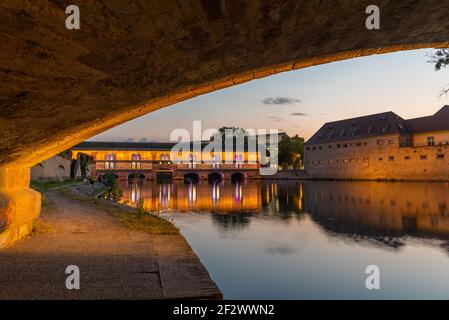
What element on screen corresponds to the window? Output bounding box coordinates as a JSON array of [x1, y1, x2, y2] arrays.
[[105, 153, 115, 170], [131, 153, 141, 169], [356, 142, 362, 147], [388, 139, 394, 144], [377, 139, 383, 145], [404, 156, 411, 160], [212, 154, 220, 168], [378, 157, 383, 161], [427, 136, 435, 146], [420, 154, 427, 160], [437, 153, 445, 160], [343, 159, 349, 163], [336, 144, 341, 148], [343, 144, 347, 148], [235, 154, 243, 168], [189, 154, 196, 168], [388, 156, 395, 161], [328, 159, 335, 164], [306, 147, 310, 151], [312, 147, 316, 150], [363, 157, 369, 162], [363, 142, 368, 146], [328, 145, 332, 149], [318, 146, 322, 150]]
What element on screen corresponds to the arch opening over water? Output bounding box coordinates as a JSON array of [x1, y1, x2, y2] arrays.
[[1, 0, 449, 247], [184, 173, 201, 184], [208, 172, 224, 184], [231, 172, 246, 183]]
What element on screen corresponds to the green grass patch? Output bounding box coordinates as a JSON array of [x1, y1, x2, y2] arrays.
[[58, 187, 179, 235], [30, 179, 82, 192]]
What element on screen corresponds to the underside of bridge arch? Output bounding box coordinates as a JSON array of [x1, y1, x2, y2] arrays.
[[1, 0, 449, 246]]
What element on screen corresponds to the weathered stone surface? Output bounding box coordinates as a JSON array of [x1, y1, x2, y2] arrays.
[[0, 167, 41, 248], [1, 0, 449, 168]]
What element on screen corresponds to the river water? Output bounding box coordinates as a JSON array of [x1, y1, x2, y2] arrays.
[[119, 179, 449, 299]]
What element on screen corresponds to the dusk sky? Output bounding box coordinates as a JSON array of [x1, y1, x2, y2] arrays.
[[91, 49, 449, 142]]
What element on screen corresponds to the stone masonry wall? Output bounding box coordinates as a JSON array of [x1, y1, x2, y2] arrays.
[[304, 134, 449, 181]]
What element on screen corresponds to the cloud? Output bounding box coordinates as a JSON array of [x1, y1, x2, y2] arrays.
[[268, 115, 283, 122], [263, 97, 301, 105], [290, 112, 308, 116]]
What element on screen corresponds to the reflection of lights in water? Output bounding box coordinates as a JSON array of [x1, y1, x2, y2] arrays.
[[235, 183, 243, 202], [131, 183, 141, 203], [212, 183, 220, 202], [159, 184, 171, 208], [298, 184, 303, 210], [188, 184, 197, 203], [131, 185, 136, 203]]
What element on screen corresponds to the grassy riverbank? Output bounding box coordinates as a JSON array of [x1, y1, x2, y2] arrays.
[[58, 185, 180, 235], [30, 178, 82, 192]]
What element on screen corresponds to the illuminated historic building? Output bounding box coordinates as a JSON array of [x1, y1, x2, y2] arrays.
[[71, 141, 261, 181], [304, 105, 449, 180]]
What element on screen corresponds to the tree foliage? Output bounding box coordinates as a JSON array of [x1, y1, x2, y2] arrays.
[[278, 134, 305, 169], [211, 126, 247, 142], [428, 49, 449, 96]]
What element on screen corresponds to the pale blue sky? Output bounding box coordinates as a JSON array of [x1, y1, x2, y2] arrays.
[[91, 49, 449, 142]]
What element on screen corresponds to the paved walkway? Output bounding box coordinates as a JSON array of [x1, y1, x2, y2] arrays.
[[0, 189, 221, 299]]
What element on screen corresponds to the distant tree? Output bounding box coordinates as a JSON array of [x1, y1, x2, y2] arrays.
[[70, 152, 92, 179], [101, 173, 123, 201], [428, 49, 449, 96], [211, 126, 247, 142], [278, 134, 305, 170]]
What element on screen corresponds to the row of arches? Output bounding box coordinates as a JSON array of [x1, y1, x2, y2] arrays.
[[185, 172, 246, 184], [115, 172, 247, 183]]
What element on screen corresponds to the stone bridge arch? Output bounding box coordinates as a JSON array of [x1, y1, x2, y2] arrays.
[[1, 0, 449, 246]]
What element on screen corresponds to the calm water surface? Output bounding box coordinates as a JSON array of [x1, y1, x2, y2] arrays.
[[119, 180, 449, 299]]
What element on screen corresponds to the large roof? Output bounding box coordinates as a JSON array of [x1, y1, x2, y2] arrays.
[[306, 111, 412, 145], [72, 140, 255, 151], [407, 105, 449, 133], [306, 106, 449, 145], [72, 141, 206, 151]]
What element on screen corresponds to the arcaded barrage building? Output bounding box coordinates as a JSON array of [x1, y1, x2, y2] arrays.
[[71, 141, 261, 182], [304, 106, 449, 181]]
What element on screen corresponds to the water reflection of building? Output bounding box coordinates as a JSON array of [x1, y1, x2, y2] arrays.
[[124, 179, 449, 248], [211, 213, 252, 231], [261, 181, 304, 217], [303, 181, 449, 244], [121, 181, 262, 213]]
